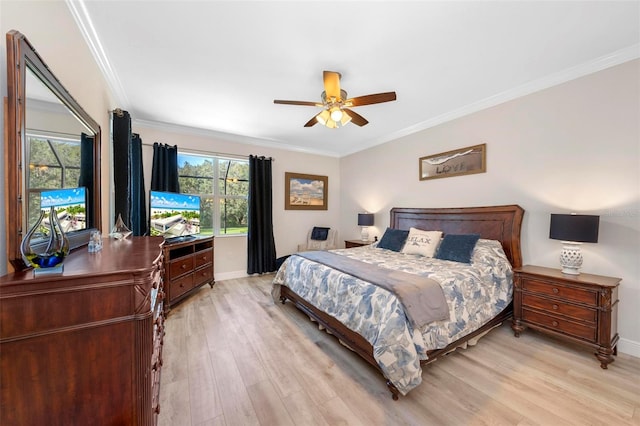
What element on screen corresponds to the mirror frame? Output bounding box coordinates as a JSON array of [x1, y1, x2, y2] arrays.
[[5, 30, 102, 272]]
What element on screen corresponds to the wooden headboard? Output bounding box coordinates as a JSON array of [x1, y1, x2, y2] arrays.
[[390, 205, 524, 268]]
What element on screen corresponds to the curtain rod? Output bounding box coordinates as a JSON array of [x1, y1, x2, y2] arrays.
[[140, 142, 274, 161]]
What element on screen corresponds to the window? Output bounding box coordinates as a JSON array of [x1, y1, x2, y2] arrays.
[[26, 133, 82, 229], [177, 152, 249, 236]]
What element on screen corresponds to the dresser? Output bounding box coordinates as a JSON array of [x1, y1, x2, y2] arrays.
[[0, 237, 165, 425], [162, 235, 214, 313], [512, 265, 621, 368]]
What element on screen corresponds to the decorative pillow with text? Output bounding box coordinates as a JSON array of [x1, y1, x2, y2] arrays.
[[401, 228, 442, 257]]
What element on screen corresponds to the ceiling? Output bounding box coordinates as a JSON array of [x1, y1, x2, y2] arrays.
[[70, 1, 639, 157]]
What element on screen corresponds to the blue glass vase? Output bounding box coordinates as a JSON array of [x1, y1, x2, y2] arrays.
[[20, 206, 70, 270]]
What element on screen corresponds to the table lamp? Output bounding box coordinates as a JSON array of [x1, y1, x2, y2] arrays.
[[358, 213, 374, 241], [549, 213, 599, 275]]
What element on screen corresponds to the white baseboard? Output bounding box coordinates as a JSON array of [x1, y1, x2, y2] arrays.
[[215, 270, 278, 281], [618, 337, 640, 358]]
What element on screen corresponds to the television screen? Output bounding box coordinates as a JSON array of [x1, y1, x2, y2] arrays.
[[40, 187, 87, 233], [149, 190, 201, 239]]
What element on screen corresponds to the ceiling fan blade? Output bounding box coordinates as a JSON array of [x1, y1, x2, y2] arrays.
[[303, 113, 320, 127], [274, 100, 321, 107], [343, 108, 368, 126], [345, 91, 397, 107], [323, 71, 342, 101]]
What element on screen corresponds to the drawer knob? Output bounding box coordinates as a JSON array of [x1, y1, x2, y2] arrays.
[[552, 320, 559, 327], [552, 304, 559, 310], [552, 288, 559, 294], [181, 264, 187, 269]]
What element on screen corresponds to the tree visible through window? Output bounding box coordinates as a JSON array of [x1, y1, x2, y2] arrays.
[[26, 134, 81, 229], [177, 152, 248, 235]]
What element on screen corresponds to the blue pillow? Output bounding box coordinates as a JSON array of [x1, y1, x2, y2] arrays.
[[435, 233, 481, 263], [377, 228, 409, 252], [311, 227, 330, 241]]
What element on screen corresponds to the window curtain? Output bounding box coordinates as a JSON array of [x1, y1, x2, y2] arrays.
[[150, 142, 180, 192], [112, 109, 147, 236], [247, 155, 276, 274], [78, 132, 95, 228]]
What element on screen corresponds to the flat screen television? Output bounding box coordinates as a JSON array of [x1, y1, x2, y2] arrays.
[[149, 190, 201, 241], [40, 187, 87, 233]]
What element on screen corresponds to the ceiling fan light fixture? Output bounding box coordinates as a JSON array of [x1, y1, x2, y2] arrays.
[[316, 109, 331, 126], [275, 71, 396, 128], [330, 106, 343, 122]]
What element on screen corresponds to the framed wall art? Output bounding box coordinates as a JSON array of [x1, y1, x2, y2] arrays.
[[419, 143, 486, 181], [284, 172, 328, 210]]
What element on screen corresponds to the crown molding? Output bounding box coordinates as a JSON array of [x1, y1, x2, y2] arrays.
[[66, 0, 129, 107], [341, 44, 640, 157]]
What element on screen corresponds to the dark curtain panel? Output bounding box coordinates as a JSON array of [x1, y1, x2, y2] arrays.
[[150, 143, 180, 192], [247, 155, 276, 274], [130, 134, 147, 236], [78, 132, 94, 228], [112, 110, 147, 236]]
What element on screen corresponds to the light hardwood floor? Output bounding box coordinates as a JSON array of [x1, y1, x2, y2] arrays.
[[158, 275, 640, 426]]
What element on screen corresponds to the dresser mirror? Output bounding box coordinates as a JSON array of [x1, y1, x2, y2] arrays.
[[5, 30, 102, 271]]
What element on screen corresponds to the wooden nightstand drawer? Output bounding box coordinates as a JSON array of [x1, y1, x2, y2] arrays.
[[521, 279, 597, 306], [522, 294, 597, 323], [522, 308, 596, 341], [345, 240, 372, 248]]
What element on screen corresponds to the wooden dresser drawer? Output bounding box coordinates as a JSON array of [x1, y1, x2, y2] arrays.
[[522, 308, 596, 341], [521, 279, 597, 306], [522, 294, 597, 323], [169, 256, 194, 279], [194, 249, 213, 268], [170, 273, 194, 300], [194, 266, 214, 287]]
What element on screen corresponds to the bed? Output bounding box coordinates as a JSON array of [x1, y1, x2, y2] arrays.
[[272, 205, 524, 399]]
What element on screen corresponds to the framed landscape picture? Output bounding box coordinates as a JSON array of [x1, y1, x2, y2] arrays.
[[285, 172, 328, 210], [419, 143, 486, 181]]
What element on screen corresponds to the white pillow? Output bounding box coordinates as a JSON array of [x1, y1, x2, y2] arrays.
[[401, 228, 442, 257]]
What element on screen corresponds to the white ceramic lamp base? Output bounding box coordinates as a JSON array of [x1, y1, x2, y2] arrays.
[[360, 227, 370, 241], [559, 242, 583, 275]]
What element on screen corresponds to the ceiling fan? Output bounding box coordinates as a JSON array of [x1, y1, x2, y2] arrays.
[[274, 71, 397, 128]]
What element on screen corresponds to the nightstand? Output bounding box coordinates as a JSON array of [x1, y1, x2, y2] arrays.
[[345, 239, 373, 248], [512, 265, 621, 369]]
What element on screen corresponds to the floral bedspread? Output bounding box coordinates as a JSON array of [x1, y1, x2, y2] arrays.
[[271, 239, 513, 395]]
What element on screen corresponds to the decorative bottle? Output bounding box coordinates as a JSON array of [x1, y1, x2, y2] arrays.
[[20, 206, 70, 269]]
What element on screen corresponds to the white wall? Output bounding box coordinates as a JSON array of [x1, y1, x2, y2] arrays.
[[1, 0, 115, 275], [340, 60, 640, 357], [134, 123, 340, 280]]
